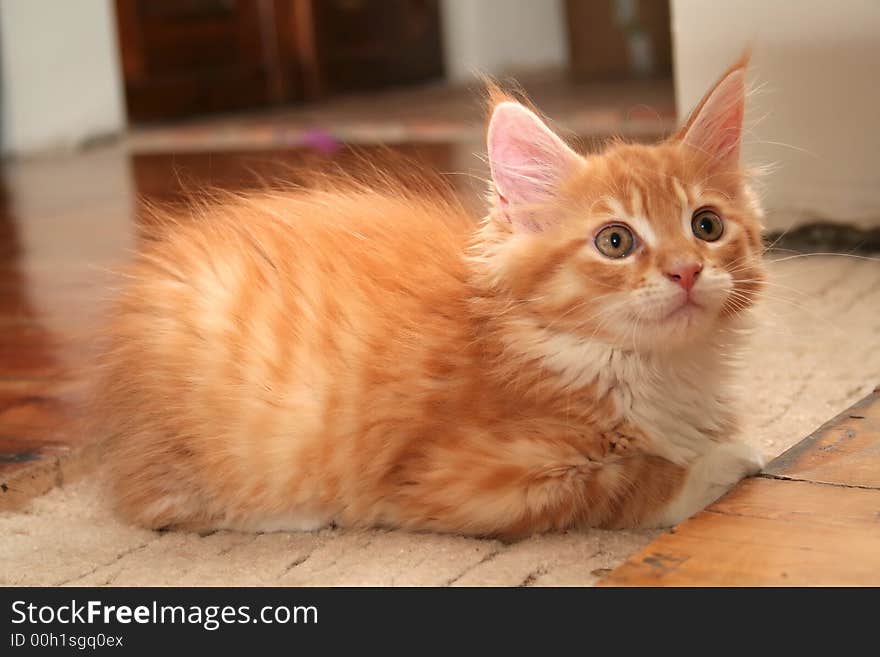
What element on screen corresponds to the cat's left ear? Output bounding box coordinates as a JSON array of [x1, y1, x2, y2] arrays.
[[487, 101, 583, 231], [677, 55, 748, 171]]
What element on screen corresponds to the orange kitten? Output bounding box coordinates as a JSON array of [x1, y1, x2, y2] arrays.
[[96, 56, 766, 539]]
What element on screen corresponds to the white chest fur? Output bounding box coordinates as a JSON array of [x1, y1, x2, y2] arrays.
[[522, 326, 743, 466]]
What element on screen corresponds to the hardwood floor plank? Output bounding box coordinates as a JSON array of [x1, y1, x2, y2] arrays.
[[764, 387, 880, 489], [601, 478, 880, 586]]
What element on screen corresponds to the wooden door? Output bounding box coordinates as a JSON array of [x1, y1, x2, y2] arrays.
[[302, 0, 445, 96], [566, 0, 672, 80], [116, 0, 294, 121], [115, 0, 445, 122]]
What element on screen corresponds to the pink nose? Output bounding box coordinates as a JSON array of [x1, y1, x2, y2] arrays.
[[665, 262, 703, 291]]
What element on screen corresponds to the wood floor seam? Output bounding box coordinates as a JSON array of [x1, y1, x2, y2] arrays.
[[758, 472, 880, 491]]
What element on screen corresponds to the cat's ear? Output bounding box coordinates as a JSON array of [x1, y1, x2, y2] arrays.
[[677, 55, 748, 171], [487, 101, 582, 231]]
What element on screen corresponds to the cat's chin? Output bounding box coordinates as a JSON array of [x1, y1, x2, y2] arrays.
[[620, 304, 721, 351], [661, 299, 704, 322]]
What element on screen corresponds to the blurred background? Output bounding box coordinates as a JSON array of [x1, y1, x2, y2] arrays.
[[1, 0, 879, 230], [0, 0, 675, 143]]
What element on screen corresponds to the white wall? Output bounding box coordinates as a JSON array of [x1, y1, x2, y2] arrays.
[[441, 0, 568, 82], [0, 0, 125, 154], [672, 0, 880, 228]]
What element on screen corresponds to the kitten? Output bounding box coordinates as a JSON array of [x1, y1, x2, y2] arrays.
[[96, 56, 766, 539]]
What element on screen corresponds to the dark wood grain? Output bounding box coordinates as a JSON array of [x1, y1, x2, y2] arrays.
[[115, 0, 444, 121], [116, 0, 293, 121]]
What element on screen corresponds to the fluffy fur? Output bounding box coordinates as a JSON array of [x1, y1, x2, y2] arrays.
[[95, 57, 766, 539]]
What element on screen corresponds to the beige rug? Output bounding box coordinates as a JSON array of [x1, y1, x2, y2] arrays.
[[3, 256, 878, 586]]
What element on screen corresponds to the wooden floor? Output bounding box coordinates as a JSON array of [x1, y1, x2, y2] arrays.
[[601, 388, 880, 586]]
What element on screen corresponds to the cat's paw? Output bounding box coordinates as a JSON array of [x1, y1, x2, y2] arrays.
[[597, 423, 649, 459], [704, 441, 765, 488], [646, 441, 764, 528], [600, 430, 633, 455]]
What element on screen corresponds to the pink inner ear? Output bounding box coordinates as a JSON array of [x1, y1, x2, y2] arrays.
[[488, 102, 581, 214], [683, 69, 746, 168]]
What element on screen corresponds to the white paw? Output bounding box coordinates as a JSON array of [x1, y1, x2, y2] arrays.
[[647, 441, 764, 528], [704, 441, 765, 488]]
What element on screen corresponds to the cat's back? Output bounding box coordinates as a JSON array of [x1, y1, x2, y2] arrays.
[[102, 182, 479, 421], [137, 184, 471, 294], [118, 184, 475, 345]]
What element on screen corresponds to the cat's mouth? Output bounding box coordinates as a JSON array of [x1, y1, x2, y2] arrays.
[[637, 298, 706, 331], [664, 298, 703, 320], [639, 298, 705, 326]]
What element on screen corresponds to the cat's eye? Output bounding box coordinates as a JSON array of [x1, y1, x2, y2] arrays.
[[594, 224, 635, 258], [691, 209, 724, 242]]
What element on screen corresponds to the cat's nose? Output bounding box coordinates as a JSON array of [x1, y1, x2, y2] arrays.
[[664, 262, 703, 291]]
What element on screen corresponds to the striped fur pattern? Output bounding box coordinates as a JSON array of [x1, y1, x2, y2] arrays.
[[96, 57, 765, 538]]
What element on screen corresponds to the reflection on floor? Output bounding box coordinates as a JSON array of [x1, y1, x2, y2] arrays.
[[127, 73, 675, 153]]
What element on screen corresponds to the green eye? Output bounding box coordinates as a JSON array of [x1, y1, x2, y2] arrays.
[[595, 224, 635, 258], [692, 209, 724, 242]]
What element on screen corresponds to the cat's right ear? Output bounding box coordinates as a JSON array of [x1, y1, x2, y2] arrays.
[[676, 54, 749, 172], [487, 102, 582, 232]]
